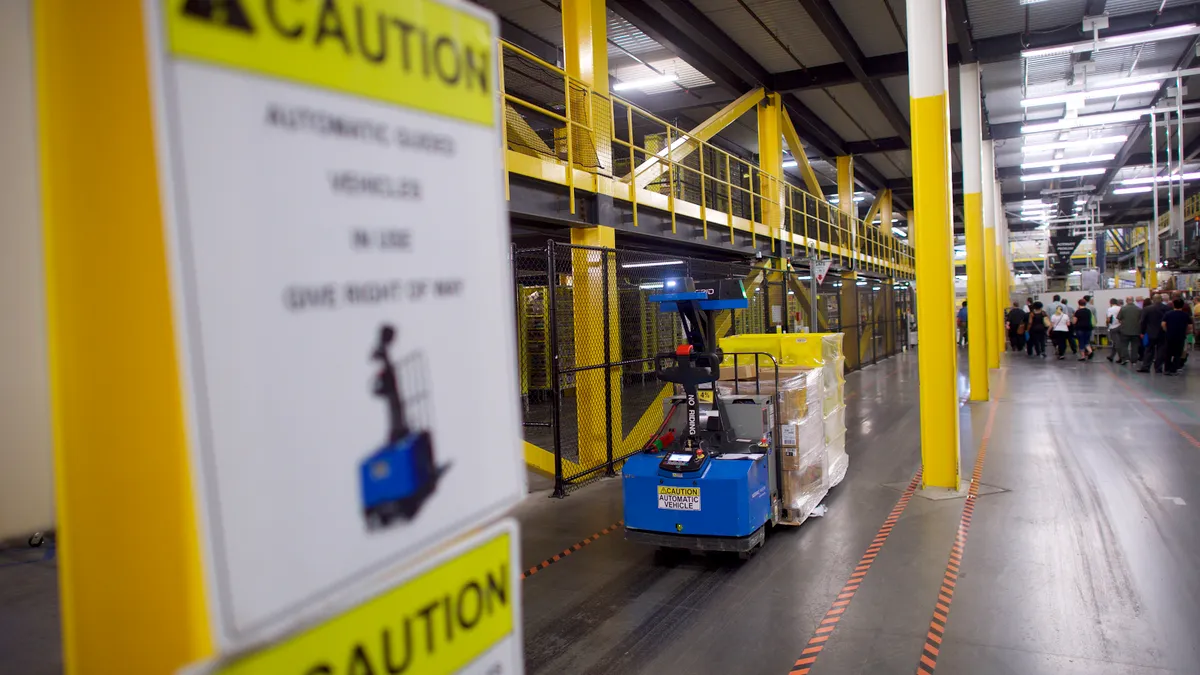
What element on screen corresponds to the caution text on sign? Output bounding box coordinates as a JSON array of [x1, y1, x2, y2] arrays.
[[657, 486, 701, 511]]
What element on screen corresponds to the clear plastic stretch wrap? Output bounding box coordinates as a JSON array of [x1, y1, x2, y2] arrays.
[[712, 332, 851, 522]]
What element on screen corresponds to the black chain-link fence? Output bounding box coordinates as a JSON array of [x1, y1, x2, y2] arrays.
[[514, 242, 913, 496]]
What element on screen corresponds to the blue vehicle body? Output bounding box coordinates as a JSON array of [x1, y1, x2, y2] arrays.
[[622, 451, 771, 540], [360, 430, 439, 527]]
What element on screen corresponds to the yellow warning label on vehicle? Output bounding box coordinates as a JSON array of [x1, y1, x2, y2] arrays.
[[165, 0, 495, 126], [698, 390, 713, 403], [657, 486, 701, 511], [207, 530, 514, 675]]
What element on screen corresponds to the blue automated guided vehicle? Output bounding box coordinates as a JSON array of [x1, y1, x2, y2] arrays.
[[360, 325, 445, 529], [622, 278, 782, 557]]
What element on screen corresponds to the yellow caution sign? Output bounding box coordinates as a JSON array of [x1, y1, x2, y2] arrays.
[[202, 527, 516, 675], [698, 390, 713, 403], [165, 0, 495, 126]]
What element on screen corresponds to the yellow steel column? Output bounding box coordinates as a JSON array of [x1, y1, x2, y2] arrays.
[[562, 0, 611, 173], [838, 156, 856, 261], [907, 0, 960, 489], [837, 156, 854, 211], [571, 226, 621, 466], [35, 3, 213, 672], [959, 63, 987, 401], [759, 93, 784, 248], [564, 0, 620, 463], [840, 271, 861, 371], [981, 140, 1000, 369]]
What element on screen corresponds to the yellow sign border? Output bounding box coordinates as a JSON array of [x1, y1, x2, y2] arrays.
[[192, 522, 519, 675], [163, 0, 497, 127]]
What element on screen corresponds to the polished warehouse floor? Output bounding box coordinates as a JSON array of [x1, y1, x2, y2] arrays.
[[5, 349, 1200, 674], [515, 349, 1200, 675]]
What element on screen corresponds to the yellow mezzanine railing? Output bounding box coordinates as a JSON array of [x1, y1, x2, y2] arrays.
[[497, 41, 915, 279]]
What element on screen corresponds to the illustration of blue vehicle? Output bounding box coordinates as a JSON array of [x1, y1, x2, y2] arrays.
[[360, 325, 446, 530]]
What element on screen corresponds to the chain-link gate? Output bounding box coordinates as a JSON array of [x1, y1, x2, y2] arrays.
[[513, 243, 911, 496]]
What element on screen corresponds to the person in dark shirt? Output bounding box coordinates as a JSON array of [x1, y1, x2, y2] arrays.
[[1005, 302, 1027, 352], [1161, 299, 1194, 375], [1138, 295, 1168, 373], [1071, 298, 1095, 361], [1027, 302, 1048, 358]]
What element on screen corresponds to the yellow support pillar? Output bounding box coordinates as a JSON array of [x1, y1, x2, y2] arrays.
[[571, 227, 621, 469], [837, 156, 854, 213], [838, 156, 856, 261], [840, 271, 861, 371], [562, 0, 611, 174], [907, 0, 961, 490], [981, 141, 1000, 369], [959, 63, 987, 401], [35, 3, 213, 672], [758, 93, 784, 249]]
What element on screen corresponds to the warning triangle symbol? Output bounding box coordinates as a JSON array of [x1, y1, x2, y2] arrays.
[[181, 0, 254, 33]]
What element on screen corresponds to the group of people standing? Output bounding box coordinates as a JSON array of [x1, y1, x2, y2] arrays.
[[1003, 293, 1198, 375]]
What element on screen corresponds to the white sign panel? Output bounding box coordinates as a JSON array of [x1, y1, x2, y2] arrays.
[[144, 0, 522, 648], [814, 260, 833, 286]]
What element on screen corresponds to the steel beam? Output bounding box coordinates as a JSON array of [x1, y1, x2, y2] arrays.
[[608, 0, 903, 205], [781, 108, 825, 196], [945, 0, 976, 63], [795, 0, 912, 143], [975, 5, 1200, 64], [629, 88, 765, 189]]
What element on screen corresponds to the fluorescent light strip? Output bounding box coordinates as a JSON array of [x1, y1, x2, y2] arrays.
[[621, 260, 684, 268], [1021, 135, 1128, 153], [1020, 167, 1107, 182], [1020, 109, 1148, 134], [612, 74, 679, 91], [1019, 153, 1115, 169], [1020, 24, 1200, 59], [782, 160, 798, 168], [892, 227, 907, 237], [1111, 186, 1155, 194], [1118, 171, 1200, 185], [1021, 82, 1162, 108]]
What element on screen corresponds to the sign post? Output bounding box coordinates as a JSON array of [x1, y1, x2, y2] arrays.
[[39, 1, 523, 672]]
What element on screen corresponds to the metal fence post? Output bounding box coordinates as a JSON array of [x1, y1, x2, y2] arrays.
[[603, 249, 615, 477], [547, 241, 565, 498]]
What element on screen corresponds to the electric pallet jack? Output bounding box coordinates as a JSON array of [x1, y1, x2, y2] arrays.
[[622, 278, 783, 556]]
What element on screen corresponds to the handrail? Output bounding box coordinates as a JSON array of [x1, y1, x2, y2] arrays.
[[497, 40, 915, 279]]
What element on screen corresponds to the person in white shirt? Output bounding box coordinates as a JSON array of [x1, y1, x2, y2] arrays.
[[1105, 298, 1122, 362], [1049, 305, 1073, 359]]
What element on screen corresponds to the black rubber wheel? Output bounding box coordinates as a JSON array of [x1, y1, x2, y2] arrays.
[[28, 533, 44, 548]]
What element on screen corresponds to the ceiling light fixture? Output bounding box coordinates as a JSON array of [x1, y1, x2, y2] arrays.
[[612, 74, 679, 91], [621, 260, 684, 268], [1020, 24, 1200, 59], [1112, 186, 1153, 194], [1020, 167, 1107, 182], [782, 160, 798, 168], [1020, 82, 1162, 108], [1021, 135, 1128, 153], [1020, 109, 1148, 134], [1118, 171, 1200, 185], [892, 227, 907, 237], [1019, 153, 1116, 169]]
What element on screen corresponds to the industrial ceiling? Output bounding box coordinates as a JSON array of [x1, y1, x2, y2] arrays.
[[478, 0, 1200, 233]]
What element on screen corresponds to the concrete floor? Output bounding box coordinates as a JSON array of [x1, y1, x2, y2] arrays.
[[7, 347, 1200, 674], [515, 348, 1200, 675]]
